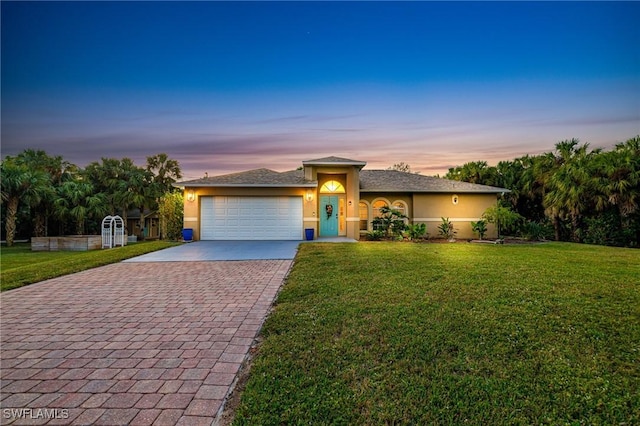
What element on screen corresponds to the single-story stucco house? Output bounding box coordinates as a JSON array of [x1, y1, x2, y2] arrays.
[[175, 156, 509, 241]]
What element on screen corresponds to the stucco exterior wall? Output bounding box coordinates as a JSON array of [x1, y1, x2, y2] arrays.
[[412, 193, 498, 239], [357, 192, 498, 239], [358, 193, 413, 233]]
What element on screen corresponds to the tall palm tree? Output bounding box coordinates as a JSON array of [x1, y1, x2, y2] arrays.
[[146, 153, 182, 192], [1, 158, 50, 246], [13, 149, 75, 236], [521, 152, 557, 227], [543, 141, 600, 241], [113, 159, 149, 229]]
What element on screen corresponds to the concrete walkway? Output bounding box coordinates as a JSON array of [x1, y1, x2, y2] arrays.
[[124, 241, 300, 262], [0, 260, 292, 425]]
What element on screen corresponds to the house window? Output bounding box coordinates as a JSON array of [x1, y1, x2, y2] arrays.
[[372, 199, 389, 231], [359, 202, 369, 231], [372, 200, 388, 218], [392, 201, 409, 224], [320, 180, 345, 193], [392, 201, 407, 217]]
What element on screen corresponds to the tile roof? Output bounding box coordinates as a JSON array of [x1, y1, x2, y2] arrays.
[[359, 170, 509, 193], [178, 168, 316, 187]]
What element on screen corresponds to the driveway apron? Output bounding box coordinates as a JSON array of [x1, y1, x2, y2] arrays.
[[0, 244, 294, 425], [124, 241, 300, 262]]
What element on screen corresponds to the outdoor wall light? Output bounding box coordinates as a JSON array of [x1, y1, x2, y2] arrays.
[[306, 191, 314, 202], [348, 200, 353, 206], [186, 190, 196, 202]]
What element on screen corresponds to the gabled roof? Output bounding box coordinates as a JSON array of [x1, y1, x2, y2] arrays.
[[178, 168, 316, 187], [360, 170, 509, 194], [302, 156, 367, 168]]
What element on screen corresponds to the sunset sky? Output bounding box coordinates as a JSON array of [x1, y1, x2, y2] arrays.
[[2, 1, 638, 179]]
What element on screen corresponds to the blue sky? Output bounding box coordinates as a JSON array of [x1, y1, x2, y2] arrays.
[[2, 1, 638, 179]]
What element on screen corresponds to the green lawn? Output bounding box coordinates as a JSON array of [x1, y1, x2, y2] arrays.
[[234, 242, 640, 425], [0, 240, 180, 291]]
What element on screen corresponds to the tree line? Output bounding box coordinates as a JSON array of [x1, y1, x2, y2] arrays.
[[1, 150, 183, 246], [444, 136, 639, 247]]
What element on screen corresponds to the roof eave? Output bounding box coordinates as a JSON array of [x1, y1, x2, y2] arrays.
[[359, 189, 510, 194], [302, 160, 367, 168], [179, 183, 318, 188]]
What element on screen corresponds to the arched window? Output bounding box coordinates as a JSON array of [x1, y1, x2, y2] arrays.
[[392, 201, 407, 217], [371, 199, 389, 231], [320, 180, 345, 193], [372, 199, 389, 218], [392, 200, 409, 225]]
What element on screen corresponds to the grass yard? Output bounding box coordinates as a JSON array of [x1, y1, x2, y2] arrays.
[[0, 240, 180, 291], [234, 242, 640, 425]]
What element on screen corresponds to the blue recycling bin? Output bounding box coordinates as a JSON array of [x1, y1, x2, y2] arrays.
[[305, 228, 314, 241], [182, 228, 193, 242]]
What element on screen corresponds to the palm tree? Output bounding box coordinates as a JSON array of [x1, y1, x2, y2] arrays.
[[146, 153, 182, 192], [495, 159, 525, 210], [113, 159, 150, 230], [84, 156, 180, 238], [606, 137, 640, 217], [521, 153, 557, 227], [1, 158, 50, 246], [446, 161, 496, 185], [55, 179, 108, 235], [543, 141, 600, 241], [13, 149, 75, 236], [84, 158, 127, 215], [586, 136, 640, 245], [139, 154, 182, 238]]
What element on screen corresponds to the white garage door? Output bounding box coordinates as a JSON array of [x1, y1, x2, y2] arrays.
[[200, 196, 303, 240]]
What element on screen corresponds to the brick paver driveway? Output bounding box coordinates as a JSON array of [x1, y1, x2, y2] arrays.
[[1, 260, 292, 425]]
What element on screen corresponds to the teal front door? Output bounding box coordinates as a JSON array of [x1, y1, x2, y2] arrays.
[[320, 195, 339, 236]]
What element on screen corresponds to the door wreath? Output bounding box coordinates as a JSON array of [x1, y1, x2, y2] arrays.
[[325, 204, 333, 219]]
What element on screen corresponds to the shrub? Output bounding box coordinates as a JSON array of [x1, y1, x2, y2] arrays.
[[157, 192, 184, 240], [471, 220, 488, 240], [582, 211, 632, 247], [406, 223, 427, 241], [521, 220, 553, 241], [365, 230, 385, 241], [437, 217, 456, 241], [482, 205, 523, 237], [371, 206, 408, 239]]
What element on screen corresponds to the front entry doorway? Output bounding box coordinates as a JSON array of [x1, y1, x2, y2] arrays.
[[320, 195, 339, 237], [320, 195, 346, 237], [319, 178, 347, 237]]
